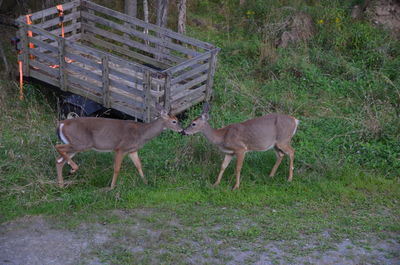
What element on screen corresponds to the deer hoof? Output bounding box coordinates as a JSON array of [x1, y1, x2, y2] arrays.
[[69, 167, 78, 174], [232, 185, 240, 190]]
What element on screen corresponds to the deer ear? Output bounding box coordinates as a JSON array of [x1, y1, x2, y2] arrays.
[[155, 103, 168, 117], [203, 102, 210, 113], [201, 113, 209, 120]]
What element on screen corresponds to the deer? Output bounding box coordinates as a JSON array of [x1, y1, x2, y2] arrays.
[[54, 104, 183, 189], [182, 103, 299, 190]]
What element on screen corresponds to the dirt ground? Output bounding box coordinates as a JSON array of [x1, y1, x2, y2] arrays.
[[1, 209, 399, 265]]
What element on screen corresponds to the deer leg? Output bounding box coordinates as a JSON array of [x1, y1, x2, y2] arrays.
[[110, 150, 125, 189], [56, 158, 66, 188], [233, 151, 246, 190], [269, 147, 285, 177], [55, 144, 79, 173], [276, 144, 295, 182], [213, 154, 233, 186], [55, 152, 76, 188], [129, 151, 148, 184]]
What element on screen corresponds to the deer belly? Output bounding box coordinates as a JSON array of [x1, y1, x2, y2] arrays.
[[249, 141, 275, 152], [253, 144, 275, 152], [92, 147, 113, 152]]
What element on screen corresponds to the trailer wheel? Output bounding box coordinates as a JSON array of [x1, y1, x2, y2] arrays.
[[60, 103, 86, 120]]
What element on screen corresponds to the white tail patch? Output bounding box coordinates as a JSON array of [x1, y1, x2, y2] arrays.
[[292, 119, 300, 136], [59, 123, 70, 144]]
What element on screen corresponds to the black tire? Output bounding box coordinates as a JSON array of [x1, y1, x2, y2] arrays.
[[60, 103, 86, 120]]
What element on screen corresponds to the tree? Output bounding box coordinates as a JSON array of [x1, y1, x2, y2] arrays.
[[124, 0, 137, 17], [177, 0, 186, 34], [157, 0, 169, 28]]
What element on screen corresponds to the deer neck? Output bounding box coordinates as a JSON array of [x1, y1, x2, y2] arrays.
[[138, 118, 165, 143], [201, 122, 224, 145]]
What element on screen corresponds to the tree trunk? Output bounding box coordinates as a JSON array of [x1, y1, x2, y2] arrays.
[[157, 0, 169, 28], [143, 0, 149, 23], [143, 0, 149, 45], [124, 0, 137, 17], [177, 0, 186, 34]]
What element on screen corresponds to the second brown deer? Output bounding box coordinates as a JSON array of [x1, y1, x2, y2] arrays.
[[55, 104, 183, 189], [183, 103, 299, 190]]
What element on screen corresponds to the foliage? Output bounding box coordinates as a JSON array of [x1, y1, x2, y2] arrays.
[[0, 1, 399, 250]]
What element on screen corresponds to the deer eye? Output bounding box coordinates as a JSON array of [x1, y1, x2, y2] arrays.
[[191, 123, 196, 127], [172, 120, 177, 124]]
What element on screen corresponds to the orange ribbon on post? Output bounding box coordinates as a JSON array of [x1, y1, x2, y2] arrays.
[[57, 5, 65, 38], [18, 60, 24, 100], [26, 15, 35, 60]]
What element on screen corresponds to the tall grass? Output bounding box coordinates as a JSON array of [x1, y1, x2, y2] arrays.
[[0, 0, 399, 241]]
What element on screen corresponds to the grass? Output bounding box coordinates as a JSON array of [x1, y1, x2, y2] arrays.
[[1, 0, 400, 263]]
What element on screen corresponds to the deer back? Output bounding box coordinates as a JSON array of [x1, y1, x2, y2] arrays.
[[212, 114, 298, 152], [58, 117, 146, 152]]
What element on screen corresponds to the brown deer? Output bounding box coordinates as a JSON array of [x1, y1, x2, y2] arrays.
[[183, 103, 299, 190], [55, 104, 183, 189]]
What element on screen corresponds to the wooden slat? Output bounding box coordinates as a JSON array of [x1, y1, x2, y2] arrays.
[[29, 49, 58, 65], [67, 75, 102, 95], [64, 50, 102, 70], [109, 79, 144, 98], [82, 23, 183, 63], [107, 51, 158, 74], [109, 67, 143, 85], [205, 49, 219, 101], [81, 11, 199, 57], [65, 63, 102, 83], [30, 70, 58, 87], [166, 50, 212, 74], [171, 62, 209, 85], [65, 38, 103, 59], [164, 72, 171, 111], [28, 25, 58, 41], [144, 71, 152, 122], [29, 60, 58, 77], [81, 0, 214, 50], [29, 37, 58, 53], [67, 86, 102, 104], [38, 12, 81, 30], [110, 103, 144, 121], [109, 91, 144, 110], [171, 94, 205, 115], [58, 38, 67, 91], [48, 22, 81, 38], [28, 1, 80, 22], [101, 55, 110, 108], [67, 33, 82, 42], [15, 1, 80, 24], [172, 84, 206, 102], [84, 33, 172, 69], [171, 73, 208, 93]]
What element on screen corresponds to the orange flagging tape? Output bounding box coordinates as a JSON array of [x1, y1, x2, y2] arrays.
[[26, 15, 35, 60], [19, 60, 24, 100], [26, 15, 33, 48], [57, 5, 64, 38]]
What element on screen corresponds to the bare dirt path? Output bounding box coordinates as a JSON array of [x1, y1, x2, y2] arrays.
[[1, 209, 399, 265]]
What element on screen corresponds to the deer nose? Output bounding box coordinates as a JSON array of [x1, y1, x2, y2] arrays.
[[180, 130, 187, 135]]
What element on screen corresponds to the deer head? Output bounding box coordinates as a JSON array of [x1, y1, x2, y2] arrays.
[[183, 102, 210, 135], [156, 103, 183, 133]]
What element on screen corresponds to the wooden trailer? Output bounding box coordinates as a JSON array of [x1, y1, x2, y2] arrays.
[[16, 0, 219, 122]]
